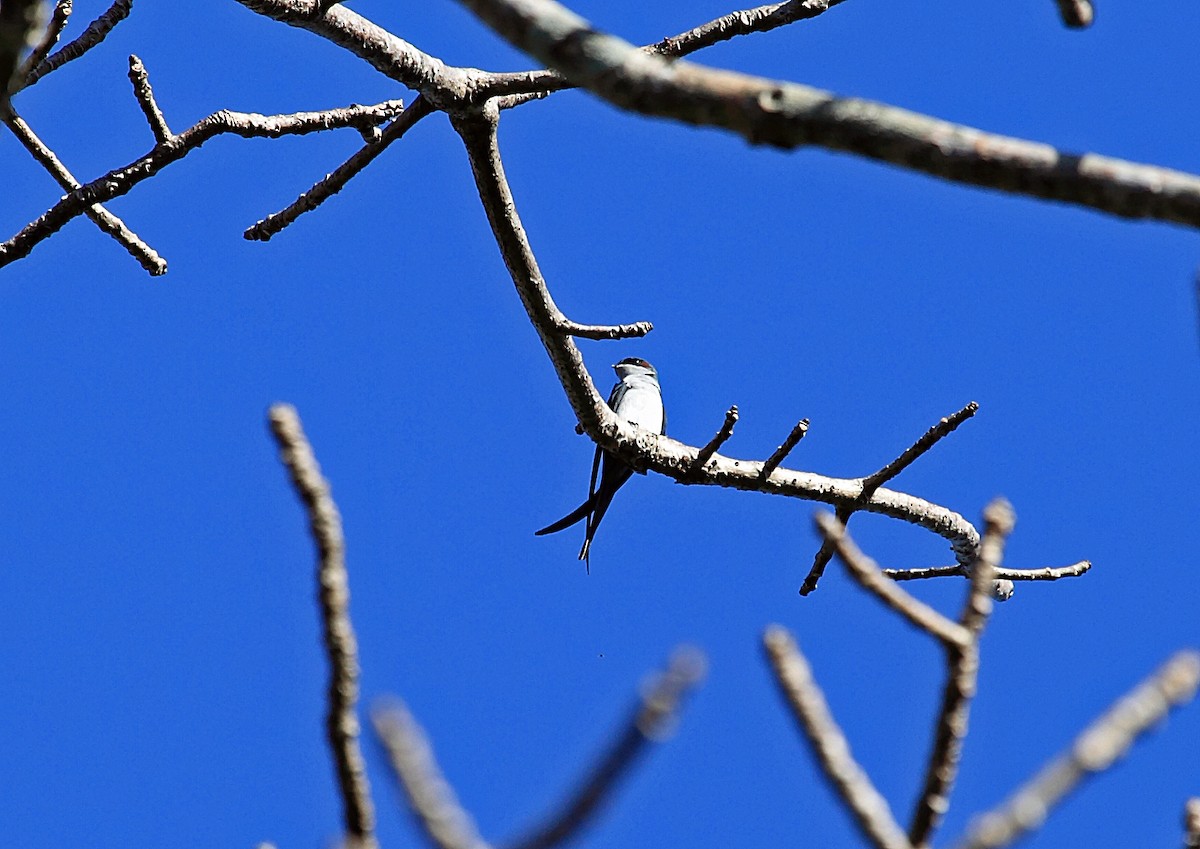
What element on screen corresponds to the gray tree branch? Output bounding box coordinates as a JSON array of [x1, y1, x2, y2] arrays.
[[454, 0, 1200, 230], [0, 97, 408, 267], [952, 650, 1200, 849], [764, 625, 913, 849], [908, 499, 1013, 848], [450, 103, 1000, 574], [268, 403, 378, 849]]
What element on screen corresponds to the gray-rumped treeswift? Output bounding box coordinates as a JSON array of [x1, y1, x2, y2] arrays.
[[536, 358, 665, 569]]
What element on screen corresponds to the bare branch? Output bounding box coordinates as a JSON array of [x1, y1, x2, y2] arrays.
[[455, 0, 1200, 230], [760, 417, 809, 480], [127, 54, 171, 143], [481, 0, 848, 104], [953, 650, 1200, 849], [909, 499, 1013, 849], [652, 0, 846, 60], [268, 403, 377, 849], [862, 402, 979, 493], [763, 625, 913, 849], [451, 104, 990, 568], [690, 405, 738, 476], [245, 95, 431, 241], [451, 103, 626, 431], [1184, 798, 1200, 849], [0, 98, 410, 269], [801, 402, 978, 596], [553, 317, 653, 340], [372, 701, 490, 849], [0, 0, 44, 102], [884, 560, 1092, 583], [23, 0, 131, 87], [16, 0, 70, 84], [233, 0, 477, 98], [502, 647, 706, 849], [1054, 0, 1093, 28], [815, 512, 968, 649], [238, 0, 844, 110], [3, 110, 166, 274]]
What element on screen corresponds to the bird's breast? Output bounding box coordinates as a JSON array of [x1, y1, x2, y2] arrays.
[[616, 383, 664, 433]]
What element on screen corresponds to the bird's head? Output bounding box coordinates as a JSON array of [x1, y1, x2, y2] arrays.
[[612, 357, 657, 382]]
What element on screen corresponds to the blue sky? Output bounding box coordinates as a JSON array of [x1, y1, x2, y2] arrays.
[[2, 2, 1198, 848]]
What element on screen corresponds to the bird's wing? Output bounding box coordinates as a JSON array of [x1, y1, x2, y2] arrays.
[[608, 376, 629, 410]]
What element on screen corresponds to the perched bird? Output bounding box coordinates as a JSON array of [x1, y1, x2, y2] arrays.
[[536, 357, 665, 568]]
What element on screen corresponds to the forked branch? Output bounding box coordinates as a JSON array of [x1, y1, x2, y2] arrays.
[[370, 648, 705, 849], [0, 95, 409, 268], [502, 648, 706, 849], [907, 499, 1013, 848], [801, 402, 980, 597], [22, 0, 132, 88], [952, 650, 1200, 849], [14, 0, 70, 87], [449, 104, 1077, 583]]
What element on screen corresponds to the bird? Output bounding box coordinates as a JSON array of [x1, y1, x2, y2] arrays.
[[535, 357, 665, 569]]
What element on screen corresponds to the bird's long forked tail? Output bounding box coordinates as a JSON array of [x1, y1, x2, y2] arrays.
[[534, 497, 595, 537], [576, 481, 622, 572]]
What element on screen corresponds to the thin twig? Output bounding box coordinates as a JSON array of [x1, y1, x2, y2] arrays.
[[16, 0, 70, 85], [23, 0, 132, 87], [0, 98, 410, 269], [800, 402, 978, 596], [908, 499, 1013, 849], [815, 512, 968, 649], [372, 702, 490, 849], [501, 647, 706, 849], [690, 405, 738, 476], [554, 317, 653, 340], [3, 110, 166, 274], [760, 418, 809, 480], [884, 561, 1092, 582], [652, 0, 847, 59], [268, 403, 377, 849], [862, 403, 980, 493], [764, 625, 913, 849], [482, 0, 848, 104], [1054, 0, 1093, 28], [953, 650, 1200, 849], [127, 54, 171, 143], [492, 0, 851, 109], [457, 0, 1200, 230], [245, 95, 431, 241]]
